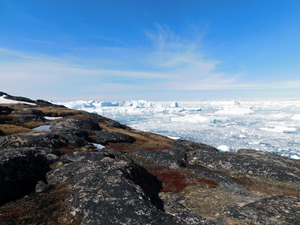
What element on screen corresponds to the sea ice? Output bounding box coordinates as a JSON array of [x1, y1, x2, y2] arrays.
[[57, 99, 300, 159]]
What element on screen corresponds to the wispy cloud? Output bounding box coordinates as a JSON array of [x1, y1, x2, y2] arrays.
[[1, 26, 299, 100], [143, 25, 241, 89]]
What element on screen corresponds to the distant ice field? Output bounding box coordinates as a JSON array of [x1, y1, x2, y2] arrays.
[[57, 99, 300, 160]]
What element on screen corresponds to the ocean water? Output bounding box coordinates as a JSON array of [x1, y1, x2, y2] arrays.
[[57, 99, 300, 159]]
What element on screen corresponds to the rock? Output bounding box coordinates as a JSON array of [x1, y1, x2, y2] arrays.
[[52, 129, 91, 148], [52, 118, 102, 131], [163, 148, 187, 167], [159, 193, 216, 225], [89, 130, 135, 145], [0, 129, 93, 149], [0, 133, 68, 149], [0, 147, 60, 205], [1, 92, 300, 224], [130, 148, 186, 168], [0, 106, 14, 115], [175, 140, 218, 152], [35, 181, 48, 193], [46, 151, 184, 225], [13, 108, 44, 116], [192, 169, 255, 197], [15, 114, 46, 123], [224, 195, 300, 224], [0, 183, 81, 225], [3, 94, 35, 104], [0, 117, 14, 124], [106, 120, 129, 129], [188, 148, 300, 183], [35, 99, 66, 108]]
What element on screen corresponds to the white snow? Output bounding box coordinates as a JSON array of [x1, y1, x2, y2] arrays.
[[93, 143, 105, 150], [291, 155, 300, 160], [56, 99, 300, 159], [45, 116, 63, 120], [167, 136, 181, 140], [291, 114, 300, 121], [0, 95, 36, 105], [217, 145, 230, 152]]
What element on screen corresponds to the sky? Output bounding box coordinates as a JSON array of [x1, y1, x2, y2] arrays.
[[0, 0, 300, 101]]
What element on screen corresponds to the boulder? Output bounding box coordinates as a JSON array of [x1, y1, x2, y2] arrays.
[[0, 133, 69, 149], [52, 118, 102, 131], [192, 169, 254, 197], [159, 193, 216, 225], [15, 115, 46, 123], [89, 130, 135, 145], [0, 147, 60, 205], [224, 195, 300, 224], [46, 151, 185, 225], [0, 106, 14, 115], [0, 128, 94, 149], [130, 148, 187, 168], [188, 148, 300, 183], [13, 108, 44, 116], [35, 99, 66, 108], [175, 140, 218, 152]]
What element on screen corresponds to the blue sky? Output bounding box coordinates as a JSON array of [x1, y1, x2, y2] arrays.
[[1, 0, 300, 101]]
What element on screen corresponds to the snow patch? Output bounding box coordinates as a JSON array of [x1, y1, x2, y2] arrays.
[[291, 155, 300, 160], [0, 96, 36, 105], [217, 145, 230, 152], [93, 143, 105, 150], [45, 116, 63, 120]]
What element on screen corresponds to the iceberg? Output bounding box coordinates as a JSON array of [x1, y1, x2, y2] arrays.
[[56, 99, 300, 159]]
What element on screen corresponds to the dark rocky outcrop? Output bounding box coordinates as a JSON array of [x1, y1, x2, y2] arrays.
[[0, 106, 14, 115], [0, 133, 69, 149], [13, 108, 44, 116], [130, 148, 187, 168], [188, 148, 300, 183], [0, 91, 65, 108], [90, 130, 136, 145], [52, 117, 102, 131], [0, 147, 60, 205], [0, 92, 300, 224], [46, 151, 183, 225], [191, 169, 254, 197], [224, 195, 300, 224]]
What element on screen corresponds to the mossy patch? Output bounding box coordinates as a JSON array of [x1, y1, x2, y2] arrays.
[[152, 168, 219, 193], [228, 172, 300, 197], [181, 185, 242, 220], [0, 184, 81, 225], [100, 123, 174, 152], [23, 121, 48, 129], [0, 124, 31, 135]]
